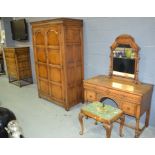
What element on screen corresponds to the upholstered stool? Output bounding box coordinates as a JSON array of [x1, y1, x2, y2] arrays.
[[79, 101, 125, 138]]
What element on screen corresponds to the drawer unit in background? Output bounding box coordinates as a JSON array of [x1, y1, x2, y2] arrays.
[[4, 47, 33, 87]]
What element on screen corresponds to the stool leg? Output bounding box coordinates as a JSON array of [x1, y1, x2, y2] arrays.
[[85, 116, 89, 119], [94, 121, 98, 125], [79, 112, 85, 135], [119, 114, 125, 137], [103, 123, 113, 138]]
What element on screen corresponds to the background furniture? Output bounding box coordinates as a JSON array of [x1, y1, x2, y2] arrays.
[[0, 47, 5, 74], [83, 35, 153, 137], [79, 101, 125, 138], [31, 18, 84, 110], [4, 47, 33, 87]]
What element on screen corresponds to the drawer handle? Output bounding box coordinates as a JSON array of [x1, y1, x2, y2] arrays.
[[106, 90, 110, 95], [127, 107, 130, 110], [122, 95, 126, 98]]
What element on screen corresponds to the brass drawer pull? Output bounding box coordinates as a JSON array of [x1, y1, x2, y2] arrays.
[[127, 107, 130, 110]]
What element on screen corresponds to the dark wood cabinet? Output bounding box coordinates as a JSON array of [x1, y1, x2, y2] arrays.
[[31, 18, 84, 110], [4, 47, 33, 87]]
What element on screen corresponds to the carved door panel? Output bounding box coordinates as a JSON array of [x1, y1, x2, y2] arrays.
[[33, 28, 49, 95], [46, 26, 64, 102]]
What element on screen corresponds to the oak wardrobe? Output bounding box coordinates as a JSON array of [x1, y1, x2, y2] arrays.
[[31, 18, 84, 110]]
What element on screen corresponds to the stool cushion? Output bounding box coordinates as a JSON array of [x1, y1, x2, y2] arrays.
[[81, 102, 123, 123]]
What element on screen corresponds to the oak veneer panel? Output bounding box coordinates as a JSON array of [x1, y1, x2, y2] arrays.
[[35, 47, 46, 63], [39, 80, 49, 94], [49, 67, 62, 83], [35, 31, 45, 45], [47, 27, 60, 46], [65, 28, 81, 43], [50, 84, 63, 100], [48, 49, 61, 65], [38, 64, 48, 79]]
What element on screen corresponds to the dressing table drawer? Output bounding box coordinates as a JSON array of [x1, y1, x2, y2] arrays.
[[105, 89, 141, 104], [122, 102, 137, 116], [86, 90, 96, 101], [119, 93, 141, 104]]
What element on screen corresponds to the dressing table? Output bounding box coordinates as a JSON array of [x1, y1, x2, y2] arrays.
[[83, 35, 153, 137]]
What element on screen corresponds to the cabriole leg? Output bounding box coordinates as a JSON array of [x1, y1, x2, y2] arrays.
[[79, 112, 85, 135], [103, 123, 113, 138]]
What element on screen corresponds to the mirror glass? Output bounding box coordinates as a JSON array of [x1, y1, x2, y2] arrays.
[[112, 44, 135, 78], [109, 34, 140, 83]]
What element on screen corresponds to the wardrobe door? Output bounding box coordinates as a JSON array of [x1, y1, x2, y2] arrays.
[[46, 25, 64, 103], [33, 28, 49, 96]]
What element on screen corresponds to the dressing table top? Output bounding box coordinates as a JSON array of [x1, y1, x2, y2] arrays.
[[84, 75, 153, 96]]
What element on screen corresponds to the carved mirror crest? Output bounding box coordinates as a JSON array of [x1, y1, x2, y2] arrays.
[[109, 34, 140, 83]]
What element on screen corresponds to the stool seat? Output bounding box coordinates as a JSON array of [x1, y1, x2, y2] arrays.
[[79, 102, 125, 138], [81, 102, 123, 124]]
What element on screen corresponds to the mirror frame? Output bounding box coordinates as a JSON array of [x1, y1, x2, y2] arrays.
[[109, 34, 140, 83]]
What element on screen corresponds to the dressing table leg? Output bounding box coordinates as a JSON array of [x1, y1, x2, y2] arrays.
[[145, 109, 150, 127], [135, 118, 140, 138], [119, 114, 125, 137]]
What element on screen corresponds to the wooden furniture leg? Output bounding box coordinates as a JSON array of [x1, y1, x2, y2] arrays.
[[8, 76, 11, 83], [135, 118, 140, 138], [103, 123, 113, 138], [94, 121, 98, 125], [65, 106, 70, 111], [119, 114, 125, 137], [79, 112, 85, 135], [145, 109, 150, 127], [85, 116, 89, 119]]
